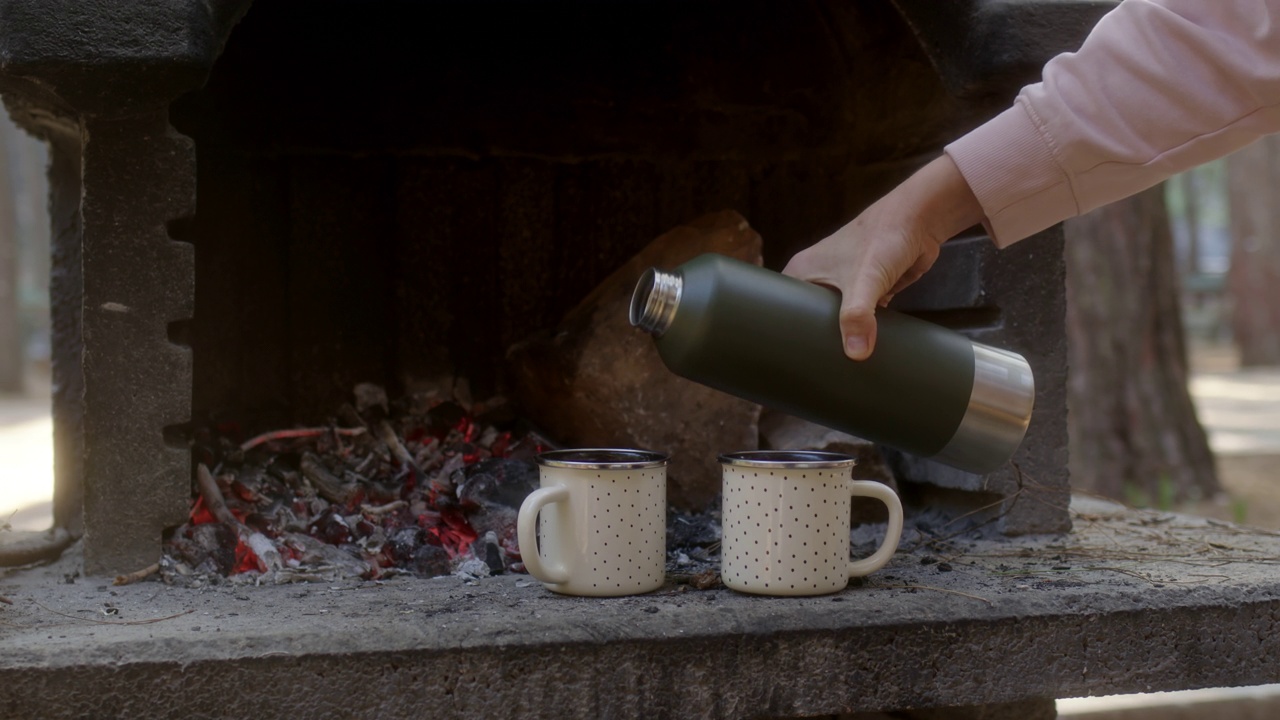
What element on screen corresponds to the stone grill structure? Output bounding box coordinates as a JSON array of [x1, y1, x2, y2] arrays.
[[0, 0, 1114, 577], [11, 3, 1280, 720]]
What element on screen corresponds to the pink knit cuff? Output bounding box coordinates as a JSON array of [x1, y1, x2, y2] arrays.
[[945, 102, 1079, 248]]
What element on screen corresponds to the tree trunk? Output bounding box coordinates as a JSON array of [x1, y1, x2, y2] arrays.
[[1226, 135, 1280, 367], [0, 116, 21, 393], [1065, 184, 1219, 503], [1177, 170, 1202, 275]]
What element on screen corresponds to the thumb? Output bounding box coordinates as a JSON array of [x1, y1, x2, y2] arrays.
[[838, 279, 885, 361]]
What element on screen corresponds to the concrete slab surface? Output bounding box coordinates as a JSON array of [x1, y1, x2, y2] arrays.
[[5, 497, 1280, 719]]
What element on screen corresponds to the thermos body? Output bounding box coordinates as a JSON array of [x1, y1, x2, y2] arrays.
[[630, 253, 1034, 474]]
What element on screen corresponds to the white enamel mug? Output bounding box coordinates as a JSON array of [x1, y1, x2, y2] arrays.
[[719, 450, 903, 596], [517, 449, 668, 596]]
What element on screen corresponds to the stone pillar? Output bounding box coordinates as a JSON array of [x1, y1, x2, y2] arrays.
[[889, 229, 1071, 535], [0, 0, 252, 573], [78, 112, 196, 574], [43, 118, 86, 538], [874, 0, 1114, 536]]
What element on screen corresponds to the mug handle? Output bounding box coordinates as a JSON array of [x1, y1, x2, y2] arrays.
[[847, 480, 904, 578], [517, 485, 572, 585]]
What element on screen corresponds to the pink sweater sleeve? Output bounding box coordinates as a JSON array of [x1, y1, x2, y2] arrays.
[[945, 0, 1280, 247]]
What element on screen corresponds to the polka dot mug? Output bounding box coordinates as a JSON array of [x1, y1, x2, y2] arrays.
[[518, 449, 668, 596], [719, 450, 903, 596]]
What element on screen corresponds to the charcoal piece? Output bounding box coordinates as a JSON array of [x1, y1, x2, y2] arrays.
[[190, 523, 238, 575], [428, 454, 467, 497], [507, 211, 762, 510], [426, 401, 468, 437], [666, 512, 722, 551], [300, 451, 358, 505], [353, 382, 389, 414], [168, 534, 208, 570], [265, 457, 301, 487], [471, 531, 506, 575], [410, 544, 452, 578], [455, 457, 539, 510], [309, 508, 353, 545], [455, 558, 491, 579], [359, 479, 401, 505], [413, 440, 445, 474], [243, 512, 274, 535], [468, 503, 517, 543], [282, 533, 372, 578], [388, 527, 423, 565], [473, 397, 517, 428], [501, 430, 555, 463]]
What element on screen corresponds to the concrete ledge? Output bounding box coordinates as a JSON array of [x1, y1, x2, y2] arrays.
[[4, 498, 1280, 719]]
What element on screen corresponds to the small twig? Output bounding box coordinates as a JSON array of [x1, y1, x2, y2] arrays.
[[196, 463, 237, 525], [937, 492, 1015, 532], [0, 595, 13, 605], [1207, 518, 1280, 537], [113, 562, 160, 586], [193, 471, 278, 572], [361, 500, 407, 516], [1187, 573, 1232, 583], [354, 453, 378, 475], [373, 419, 420, 474], [240, 427, 366, 453], [873, 583, 994, 606], [1081, 565, 1205, 585], [32, 601, 194, 626]]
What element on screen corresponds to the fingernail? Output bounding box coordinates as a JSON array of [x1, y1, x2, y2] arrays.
[[846, 335, 868, 358]]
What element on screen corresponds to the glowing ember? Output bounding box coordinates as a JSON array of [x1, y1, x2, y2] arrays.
[[163, 388, 544, 584]]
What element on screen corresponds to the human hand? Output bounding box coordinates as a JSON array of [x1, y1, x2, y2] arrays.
[[782, 154, 985, 360]]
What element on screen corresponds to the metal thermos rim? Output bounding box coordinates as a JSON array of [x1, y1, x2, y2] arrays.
[[536, 448, 670, 470], [629, 268, 682, 335], [718, 450, 857, 469], [930, 343, 1035, 473]]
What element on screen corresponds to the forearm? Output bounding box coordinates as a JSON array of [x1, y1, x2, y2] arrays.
[[900, 154, 986, 247], [947, 0, 1280, 247]]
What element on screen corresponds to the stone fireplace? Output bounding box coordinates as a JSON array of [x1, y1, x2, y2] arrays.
[[18, 4, 1280, 720], [0, 0, 1107, 576]]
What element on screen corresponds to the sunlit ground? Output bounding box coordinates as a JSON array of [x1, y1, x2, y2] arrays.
[[1191, 369, 1280, 454], [0, 394, 53, 531]]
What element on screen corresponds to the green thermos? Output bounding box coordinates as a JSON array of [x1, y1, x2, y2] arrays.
[[629, 253, 1034, 474]]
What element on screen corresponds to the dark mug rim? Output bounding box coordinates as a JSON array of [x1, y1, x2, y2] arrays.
[[718, 450, 857, 469], [536, 448, 669, 470]]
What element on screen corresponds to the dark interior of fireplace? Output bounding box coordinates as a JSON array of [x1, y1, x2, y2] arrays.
[[169, 0, 993, 433]]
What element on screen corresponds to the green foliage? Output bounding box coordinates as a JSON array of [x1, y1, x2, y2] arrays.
[[1122, 475, 1179, 511], [1156, 474, 1177, 511], [1232, 497, 1249, 525], [1122, 482, 1151, 509]]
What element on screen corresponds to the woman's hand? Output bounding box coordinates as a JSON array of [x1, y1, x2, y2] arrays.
[[782, 154, 985, 360]]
